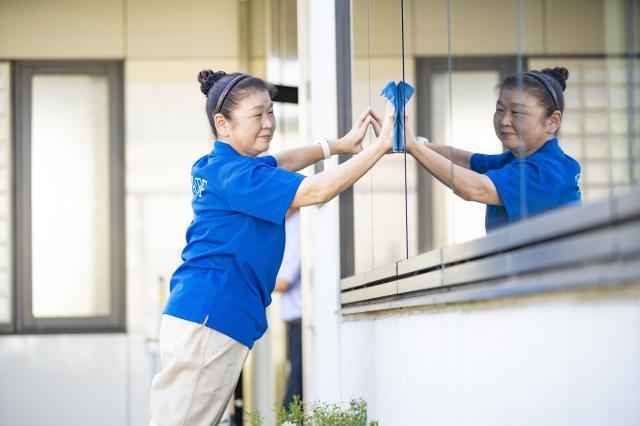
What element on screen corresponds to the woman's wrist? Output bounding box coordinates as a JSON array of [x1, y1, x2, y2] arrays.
[[374, 136, 392, 155], [317, 138, 333, 159], [327, 138, 344, 156], [405, 136, 418, 154]]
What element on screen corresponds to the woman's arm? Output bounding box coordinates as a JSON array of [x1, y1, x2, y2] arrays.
[[274, 108, 373, 172], [291, 105, 393, 207], [274, 277, 291, 292], [406, 126, 502, 205], [423, 143, 474, 169]]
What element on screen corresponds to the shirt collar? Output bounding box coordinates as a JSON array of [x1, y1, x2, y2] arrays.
[[538, 137, 560, 153], [515, 137, 559, 159], [212, 140, 241, 157]]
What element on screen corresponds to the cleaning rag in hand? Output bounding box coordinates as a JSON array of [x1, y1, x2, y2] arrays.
[[380, 80, 415, 152]]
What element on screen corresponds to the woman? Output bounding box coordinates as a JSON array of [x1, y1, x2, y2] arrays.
[[405, 67, 581, 231], [149, 70, 394, 426]]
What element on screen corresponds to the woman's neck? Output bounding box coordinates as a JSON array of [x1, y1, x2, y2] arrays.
[[511, 136, 554, 158], [218, 137, 255, 157]]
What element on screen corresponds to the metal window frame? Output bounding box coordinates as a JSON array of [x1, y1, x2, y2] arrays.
[[0, 62, 13, 334], [12, 61, 126, 334], [336, 0, 355, 278]]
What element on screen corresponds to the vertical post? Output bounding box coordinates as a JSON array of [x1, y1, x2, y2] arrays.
[[298, 0, 344, 405], [336, 0, 354, 279]]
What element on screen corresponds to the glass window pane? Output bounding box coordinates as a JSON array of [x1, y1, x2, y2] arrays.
[[352, 0, 407, 273], [351, 0, 374, 274], [530, 57, 640, 204], [0, 63, 11, 324], [406, 0, 450, 257], [31, 74, 111, 318], [407, 0, 523, 255], [432, 70, 503, 245], [369, 0, 407, 269]]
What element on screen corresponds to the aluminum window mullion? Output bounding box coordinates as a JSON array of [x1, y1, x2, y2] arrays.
[[0, 62, 14, 334]]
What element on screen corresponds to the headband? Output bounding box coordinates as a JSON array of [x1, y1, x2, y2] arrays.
[[523, 72, 560, 112], [214, 74, 250, 114]]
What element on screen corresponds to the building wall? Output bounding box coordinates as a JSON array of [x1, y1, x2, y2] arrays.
[[0, 1, 265, 425], [338, 288, 640, 425], [300, 2, 640, 426], [352, 0, 626, 58]]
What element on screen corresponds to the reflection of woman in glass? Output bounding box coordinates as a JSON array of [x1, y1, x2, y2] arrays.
[[404, 67, 581, 231], [149, 70, 395, 425]]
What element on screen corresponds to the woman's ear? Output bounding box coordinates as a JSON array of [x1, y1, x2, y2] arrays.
[[214, 113, 229, 137], [546, 110, 562, 135]]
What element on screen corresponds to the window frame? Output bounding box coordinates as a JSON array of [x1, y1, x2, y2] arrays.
[[0, 62, 13, 333], [11, 60, 125, 334]]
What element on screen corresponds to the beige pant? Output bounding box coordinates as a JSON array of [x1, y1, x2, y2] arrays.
[[149, 314, 249, 426]]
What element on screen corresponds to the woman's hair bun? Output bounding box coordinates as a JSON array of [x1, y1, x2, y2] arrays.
[[542, 67, 569, 91], [198, 70, 227, 96]]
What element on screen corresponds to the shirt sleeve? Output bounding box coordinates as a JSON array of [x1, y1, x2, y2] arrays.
[[470, 152, 511, 174], [484, 158, 566, 221], [255, 155, 277, 167], [226, 161, 306, 225]]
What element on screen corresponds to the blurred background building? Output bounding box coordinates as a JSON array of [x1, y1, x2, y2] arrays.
[[0, 1, 639, 425]]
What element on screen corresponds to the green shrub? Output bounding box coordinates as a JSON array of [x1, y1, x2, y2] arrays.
[[264, 396, 378, 426], [247, 408, 264, 426]]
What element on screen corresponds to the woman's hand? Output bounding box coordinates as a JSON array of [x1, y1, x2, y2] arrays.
[[372, 107, 421, 154], [369, 108, 383, 137], [376, 102, 395, 153], [331, 107, 373, 155], [403, 113, 419, 154]]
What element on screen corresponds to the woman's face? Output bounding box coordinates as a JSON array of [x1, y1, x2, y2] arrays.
[[493, 87, 559, 157], [217, 89, 276, 156]]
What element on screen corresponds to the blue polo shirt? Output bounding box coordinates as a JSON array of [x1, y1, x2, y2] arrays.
[[164, 141, 306, 348], [470, 138, 581, 232]]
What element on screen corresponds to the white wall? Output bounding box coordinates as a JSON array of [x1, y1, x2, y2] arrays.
[[0, 1, 249, 425], [338, 291, 640, 425], [0, 59, 228, 426], [0, 335, 129, 425]]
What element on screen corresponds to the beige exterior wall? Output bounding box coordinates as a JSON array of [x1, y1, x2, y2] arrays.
[[126, 0, 239, 58], [0, 0, 267, 64], [352, 0, 406, 58], [0, 0, 619, 62], [0, 0, 125, 58], [352, 0, 623, 58], [0, 2, 268, 423]]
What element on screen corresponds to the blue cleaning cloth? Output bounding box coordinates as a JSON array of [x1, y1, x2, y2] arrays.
[[380, 80, 415, 152]]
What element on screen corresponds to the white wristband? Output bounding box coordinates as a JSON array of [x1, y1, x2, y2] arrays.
[[319, 138, 331, 160], [417, 136, 430, 146]]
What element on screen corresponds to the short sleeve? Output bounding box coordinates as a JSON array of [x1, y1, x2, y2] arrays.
[[255, 155, 277, 167], [485, 158, 566, 221], [226, 161, 306, 225], [470, 151, 512, 174]]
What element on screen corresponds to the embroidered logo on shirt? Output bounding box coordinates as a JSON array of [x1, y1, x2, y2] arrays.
[[192, 177, 208, 198]]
